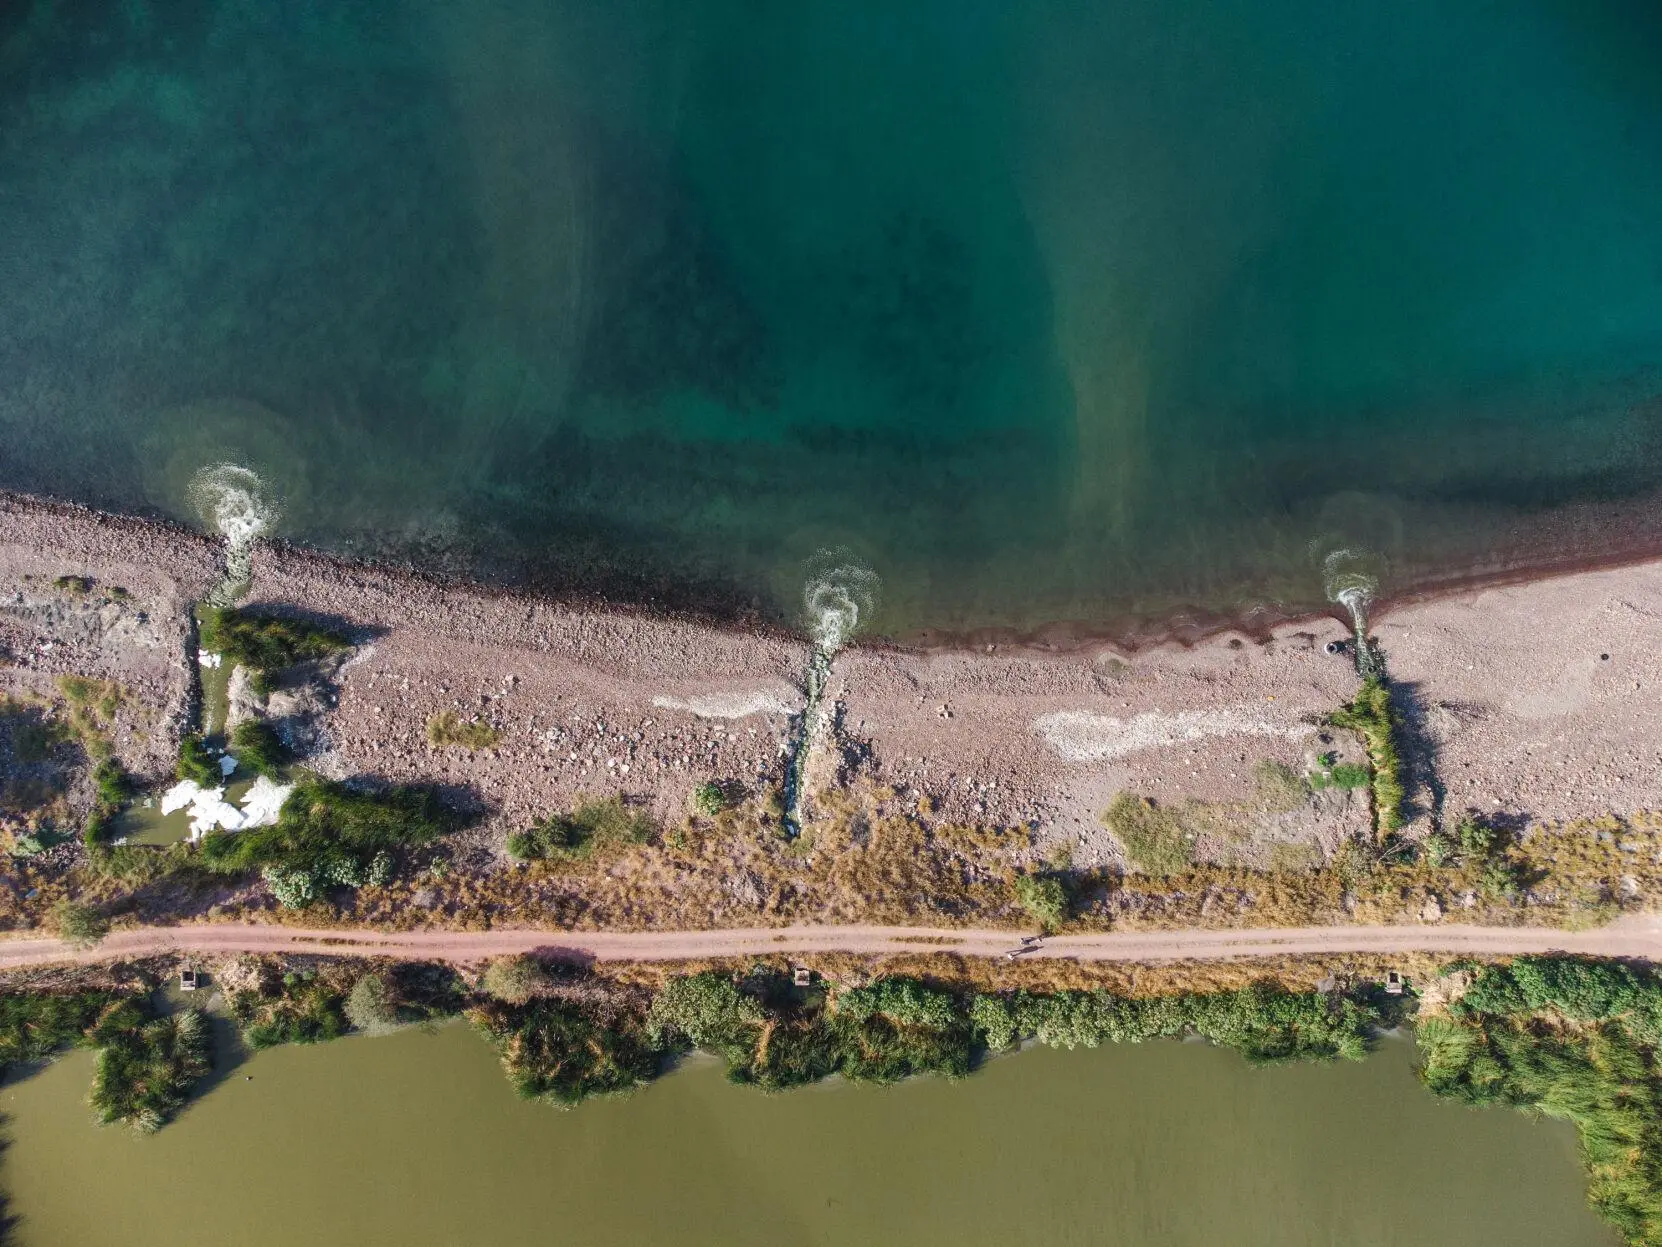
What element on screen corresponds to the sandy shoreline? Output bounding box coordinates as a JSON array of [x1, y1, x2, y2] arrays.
[[5, 487, 1662, 934]]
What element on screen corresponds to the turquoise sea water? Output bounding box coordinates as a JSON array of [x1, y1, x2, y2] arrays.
[[5, 1, 1662, 633]]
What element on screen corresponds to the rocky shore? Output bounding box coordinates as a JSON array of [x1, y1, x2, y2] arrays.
[[4, 489, 1662, 932]]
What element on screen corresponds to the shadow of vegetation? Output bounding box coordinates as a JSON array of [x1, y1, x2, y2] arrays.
[[189, 989, 252, 1104], [527, 945, 598, 973], [1387, 678, 1445, 828]]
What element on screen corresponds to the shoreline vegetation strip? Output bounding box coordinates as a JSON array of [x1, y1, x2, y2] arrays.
[[3, 954, 1662, 1245]]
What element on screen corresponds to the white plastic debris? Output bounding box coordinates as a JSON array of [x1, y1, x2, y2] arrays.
[[197, 650, 224, 668], [219, 754, 238, 777]]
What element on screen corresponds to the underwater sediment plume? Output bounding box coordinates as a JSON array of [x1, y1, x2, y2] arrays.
[[188, 464, 278, 605]]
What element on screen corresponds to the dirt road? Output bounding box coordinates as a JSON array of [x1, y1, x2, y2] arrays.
[[5, 917, 1661, 970]]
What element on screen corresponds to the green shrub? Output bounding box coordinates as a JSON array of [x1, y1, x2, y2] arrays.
[[481, 955, 553, 1005], [1421, 830, 1454, 868], [230, 962, 461, 1048], [1101, 793, 1195, 874], [89, 1006, 211, 1133], [426, 711, 501, 751], [231, 720, 287, 778], [50, 901, 109, 948], [344, 974, 401, 1036], [508, 797, 653, 863], [642, 972, 1375, 1093], [1327, 677, 1404, 834], [691, 781, 739, 817], [646, 972, 764, 1055], [176, 733, 220, 786], [1013, 873, 1069, 931]]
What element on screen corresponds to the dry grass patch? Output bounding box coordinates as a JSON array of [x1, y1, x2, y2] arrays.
[[55, 675, 123, 758], [426, 711, 502, 751]]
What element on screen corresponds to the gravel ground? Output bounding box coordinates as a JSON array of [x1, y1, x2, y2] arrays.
[[0, 494, 220, 783], [6, 491, 1662, 875], [1381, 561, 1662, 829]]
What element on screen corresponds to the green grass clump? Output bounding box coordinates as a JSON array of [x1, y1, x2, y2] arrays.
[[1101, 793, 1195, 874], [82, 757, 132, 850], [471, 998, 664, 1108], [3, 698, 71, 764], [1307, 753, 1370, 792], [197, 777, 451, 890], [507, 797, 653, 863], [55, 675, 121, 758], [1423, 956, 1662, 1245], [88, 1004, 211, 1133], [230, 720, 287, 778], [176, 733, 220, 786], [85, 842, 195, 886], [1326, 677, 1404, 835], [425, 711, 501, 751], [199, 606, 350, 694], [0, 991, 120, 1076], [230, 968, 350, 1049]]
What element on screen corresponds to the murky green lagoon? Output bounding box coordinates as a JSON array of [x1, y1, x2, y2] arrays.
[[7, 3, 1662, 629], [0, 1026, 1612, 1247]]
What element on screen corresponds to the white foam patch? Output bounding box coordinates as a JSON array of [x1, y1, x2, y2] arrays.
[[189, 789, 245, 835], [161, 775, 294, 838], [1034, 708, 1313, 763], [198, 650, 223, 668], [653, 687, 802, 719], [160, 779, 202, 815], [239, 775, 294, 827]]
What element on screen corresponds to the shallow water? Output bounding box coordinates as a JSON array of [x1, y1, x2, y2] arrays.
[[0, 1024, 1615, 1246], [5, 2, 1662, 631]]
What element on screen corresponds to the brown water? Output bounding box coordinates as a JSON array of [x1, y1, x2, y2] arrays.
[[0, 1023, 1613, 1247]]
